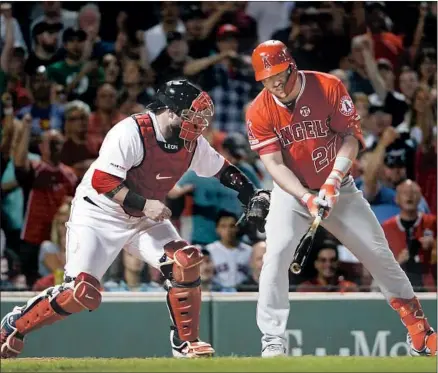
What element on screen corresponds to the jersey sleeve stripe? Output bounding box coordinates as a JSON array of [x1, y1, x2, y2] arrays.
[[250, 137, 280, 150]]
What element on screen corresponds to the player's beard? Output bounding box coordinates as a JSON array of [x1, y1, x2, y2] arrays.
[[168, 121, 184, 145]]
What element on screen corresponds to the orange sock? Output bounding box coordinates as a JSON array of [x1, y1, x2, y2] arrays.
[[390, 297, 433, 351]]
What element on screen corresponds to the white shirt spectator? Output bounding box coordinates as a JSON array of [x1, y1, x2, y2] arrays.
[[245, 2, 294, 42], [144, 21, 186, 64], [0, 15, 27, 53], [205, 240, 252, 288]]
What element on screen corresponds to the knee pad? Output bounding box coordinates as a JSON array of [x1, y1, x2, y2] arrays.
[[162, 240, 203, 284], [16, 272, 101, 335]]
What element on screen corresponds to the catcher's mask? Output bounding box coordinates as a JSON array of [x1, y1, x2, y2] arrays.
[[154, 80, 214, 152]]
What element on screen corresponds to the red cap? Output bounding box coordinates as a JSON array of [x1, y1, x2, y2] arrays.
[[217, 24, 239, 39]]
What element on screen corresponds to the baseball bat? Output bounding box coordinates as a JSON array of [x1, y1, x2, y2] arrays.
[[290, 207, 325, 275]]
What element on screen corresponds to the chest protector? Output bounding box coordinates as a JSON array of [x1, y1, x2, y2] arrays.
[[124, 113, 195, 216]]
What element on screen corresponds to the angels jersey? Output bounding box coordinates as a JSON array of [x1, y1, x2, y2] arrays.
[[246, 71, 365, 189], [74, 112, 225, 216]]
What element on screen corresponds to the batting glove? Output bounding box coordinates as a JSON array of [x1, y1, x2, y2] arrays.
[[301, 192, 328, 219]]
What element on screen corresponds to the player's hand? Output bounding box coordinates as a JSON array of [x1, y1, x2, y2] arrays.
[[243, 190, 271, 233], [143, 199, 172, 222], [301, 192, 328, 219], [319, 172, 342, 216]]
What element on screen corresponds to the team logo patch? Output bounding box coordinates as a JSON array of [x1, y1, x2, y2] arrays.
[[261, 54, 272, 69], [246, 120, 259, 145], [300, 106, 311, 117], [339, 96, 355, 116]]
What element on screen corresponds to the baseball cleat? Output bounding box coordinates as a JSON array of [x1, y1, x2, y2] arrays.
[[170, 328, 214, 358], [407, 328, 437, 356], [0, 308, 25, 359], [261, 344, 287, 358]]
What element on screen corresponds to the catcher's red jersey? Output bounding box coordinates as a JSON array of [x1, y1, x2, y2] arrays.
[[246, 71, 365, 189]]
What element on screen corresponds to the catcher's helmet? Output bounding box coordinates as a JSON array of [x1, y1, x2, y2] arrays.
[[251, 40, 297, 83], [154, 79, 214, 151]]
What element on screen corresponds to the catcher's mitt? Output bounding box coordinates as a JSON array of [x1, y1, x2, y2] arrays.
[[239, 190, 271, 233]]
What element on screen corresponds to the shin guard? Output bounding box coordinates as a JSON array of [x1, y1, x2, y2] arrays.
[[390, 297, 431, 351], [15, 272, 101, 335]]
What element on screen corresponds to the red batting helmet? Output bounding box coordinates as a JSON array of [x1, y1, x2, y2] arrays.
[[251, 40, 297, 83]]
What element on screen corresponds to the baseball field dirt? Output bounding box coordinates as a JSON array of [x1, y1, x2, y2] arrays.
[[1, 356, 436, 372]]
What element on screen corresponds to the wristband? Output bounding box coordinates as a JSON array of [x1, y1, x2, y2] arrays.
[[331, 156, 353, 179], [123, 190, 146, 212]]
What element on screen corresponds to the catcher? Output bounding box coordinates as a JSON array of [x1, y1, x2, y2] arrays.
[[0, 79, 270, 359]]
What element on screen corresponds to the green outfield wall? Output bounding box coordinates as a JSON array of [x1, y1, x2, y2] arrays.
[[1, 292, 436, 358]]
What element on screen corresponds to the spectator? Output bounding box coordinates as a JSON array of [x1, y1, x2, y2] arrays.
[[102, 53, 121, 88], [88, 84, 126, 156], [365, 94, 394, 147], [47, 27, 105, 106], [362, 127, 429, 223], [185, 24, 256, 133], [30, 1, 78, 48], [382, 180, 436, 291], [181, 5, 213, 59], [348, 36, 375, 95], [416, 48, 437, 88], [151, 32, 190, 87], [143, 2, 186, 64], [221, 132, 261, 188], [246, 1, 292, 44], [237, 240, 266, 291], [364, 2, 405, 71], [0, 3, 27, 54], [1, 96, 41, 252], [399, 68, 420, 105], [103, 251, 165, 292], [13, 116, 77, 287], [38, 201, 69, 278], [24, 21, 63, 75], [330, 68, 350, 93], [406, 85, 436, 146], [1, 229, 27, 291], [78, 4, 115, 61], [297, 241, 359, 292], [359, 35, 409, 127], [199, 248, 236, 292], [415, 127, 437, 215], [205, 211, 252, 289], [16, 66, 65, 150], [352, 93, 373, 147], [59, 100, 96, 178], [118, 60, 153, 116]]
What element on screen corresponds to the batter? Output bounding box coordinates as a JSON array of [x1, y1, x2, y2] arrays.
[[246, 40, 437, 357]]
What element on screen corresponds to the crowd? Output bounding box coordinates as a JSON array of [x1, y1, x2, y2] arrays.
[[0, 1, 436, 293]]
